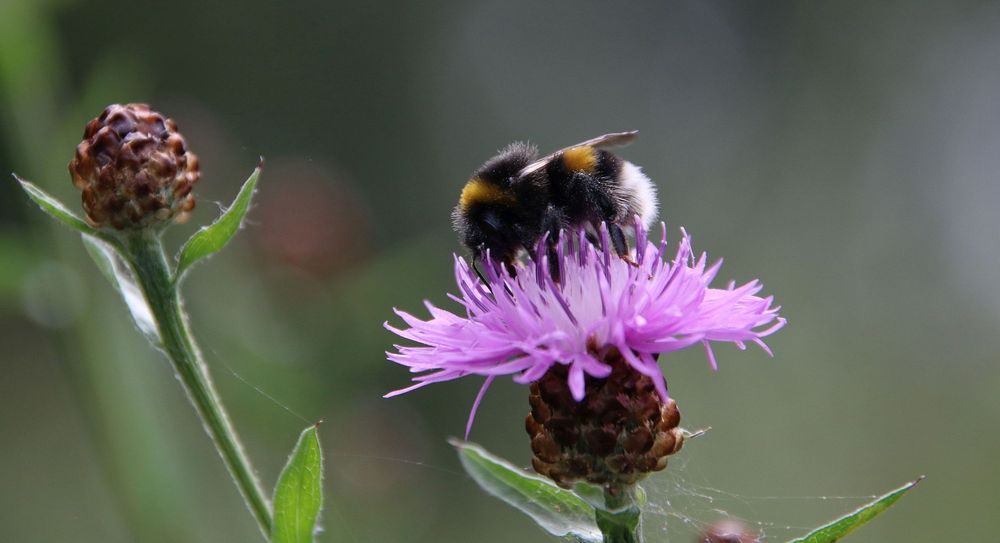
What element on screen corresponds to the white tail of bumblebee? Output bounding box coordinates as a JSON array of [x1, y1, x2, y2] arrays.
[[619, 161, 658, 228]]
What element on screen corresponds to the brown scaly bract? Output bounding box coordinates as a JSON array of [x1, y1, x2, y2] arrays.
[[69, 103, 199, 229], [526, 347, 685, 490]]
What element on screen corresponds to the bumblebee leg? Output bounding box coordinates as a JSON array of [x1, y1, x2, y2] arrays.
[[608, 223, 638, 267], [571, 172, 637, 267], [472, 257, 516, 297], [541, 205, 565, 282], [471, 258, 490, 285], [546, 239, 562, 282]]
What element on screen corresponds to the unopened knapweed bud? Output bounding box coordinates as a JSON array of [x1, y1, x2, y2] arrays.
[[69, 103, 199, 229], [699, 520, 760, 543], [525, 347, 684, 490]]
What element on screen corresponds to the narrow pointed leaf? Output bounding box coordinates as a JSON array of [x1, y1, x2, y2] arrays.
[[81, 235, 161, 345], [272, 425, 324, 543], [82, 235, 119, 287], [787, 477, 922, 543], [451, 439, 601, 543], [14, 175, 97, 236], [176, 165, 260, 279]]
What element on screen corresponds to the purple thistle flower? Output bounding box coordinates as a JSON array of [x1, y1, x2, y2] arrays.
[[385, 220, 784, 438]]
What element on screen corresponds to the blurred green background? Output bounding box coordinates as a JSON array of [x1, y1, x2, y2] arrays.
[[1, 1, 997, 541]]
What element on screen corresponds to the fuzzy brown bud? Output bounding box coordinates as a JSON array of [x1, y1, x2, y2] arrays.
[[69, 103, 199, 229], [525, 348, 684, 490]]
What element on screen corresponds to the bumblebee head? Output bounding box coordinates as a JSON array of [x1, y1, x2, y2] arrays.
[[453, 187, 522, 264], [452, 142, 538, 263]]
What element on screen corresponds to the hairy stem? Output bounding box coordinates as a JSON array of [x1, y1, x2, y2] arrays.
[[596, 487, 644, 543], [124, 230, 272, 538]]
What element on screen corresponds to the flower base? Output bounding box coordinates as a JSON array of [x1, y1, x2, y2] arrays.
[[526, 348, 684, 489]]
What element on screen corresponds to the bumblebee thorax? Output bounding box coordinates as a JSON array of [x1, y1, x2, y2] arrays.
[[458, 177, 516, 210]]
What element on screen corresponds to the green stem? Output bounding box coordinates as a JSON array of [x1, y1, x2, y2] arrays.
[[595, 487, 643, 543], [123, 230, 272, 538]]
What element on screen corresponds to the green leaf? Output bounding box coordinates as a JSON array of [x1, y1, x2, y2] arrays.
[[788, 477, 923, 543], [451, 439, 601, 543], [176, 165, 260, 279], [81, 234, 161, 345], [271, 425, 324, 543], [82, 235, 119, 287], [14, 174, 97, 236], [14, 176, 160, 343]]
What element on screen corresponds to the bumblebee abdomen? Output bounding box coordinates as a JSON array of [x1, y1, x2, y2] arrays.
[[615, 160, 658, 227], [547, 147, 619, 221], [561, 145, 600, 174], [547, 145, 657, 228]]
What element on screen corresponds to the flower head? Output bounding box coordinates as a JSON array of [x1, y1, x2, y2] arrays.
[[385, 220, 784, 435], [69, 103, 199, 229]]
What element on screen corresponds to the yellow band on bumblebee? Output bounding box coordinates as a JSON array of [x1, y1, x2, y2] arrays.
[[562, 146, 598, 173], [459, 177, 515, 209]]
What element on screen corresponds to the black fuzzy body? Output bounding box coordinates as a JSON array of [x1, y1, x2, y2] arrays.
[[454, 141, 647, 270], [545, 149, 626, 227]]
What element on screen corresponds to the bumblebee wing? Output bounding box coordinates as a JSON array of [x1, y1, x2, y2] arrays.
[[518, 131, 639, 177], [571, 130, 640, 150]]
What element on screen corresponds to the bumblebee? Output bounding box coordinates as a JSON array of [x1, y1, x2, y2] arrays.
[[452, 131, 658, 272]]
